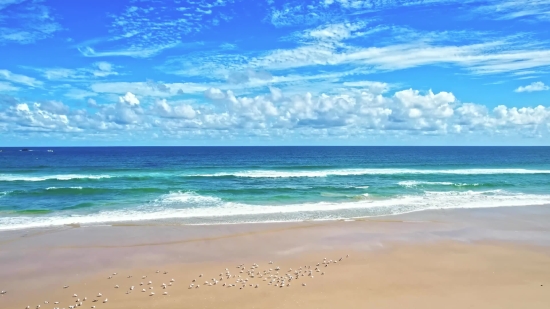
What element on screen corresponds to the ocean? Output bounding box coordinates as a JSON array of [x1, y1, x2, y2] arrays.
[[1, 147, 550, 230]]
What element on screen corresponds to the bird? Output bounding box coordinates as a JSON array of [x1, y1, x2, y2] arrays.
[[150, 292, 155, 296], [163, 292, 168, 295], [83, 297, 87, 301], [91, 307, 95, 309], [96, 293, 101, 297], [142, 289, 146, 292], [73, 294, 77, 297], [113, 273, 117, 275], [302, 283, 306, 286], [148, 281, 152, 285], [63, 286, 69, 289], [54, 302, 59, 304], [44, 301, 49, 304], [170, 278, 175, 282], [130, 286, 134, 290], [103, 299, 108, 303], [115, 285, 119, 288]]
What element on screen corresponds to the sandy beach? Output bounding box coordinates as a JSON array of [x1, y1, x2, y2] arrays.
[[1, 205, 550, 309]]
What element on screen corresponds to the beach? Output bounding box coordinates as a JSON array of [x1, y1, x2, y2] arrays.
[[2, 205, 550, 309]]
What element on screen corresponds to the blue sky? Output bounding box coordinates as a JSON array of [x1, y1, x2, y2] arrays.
[[0, 0, 549, 146]]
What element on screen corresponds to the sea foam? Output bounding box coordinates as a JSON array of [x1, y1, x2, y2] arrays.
[[2, 190, 550, 231], [196, 168, 550, 178], [0, 174, 111, 182]]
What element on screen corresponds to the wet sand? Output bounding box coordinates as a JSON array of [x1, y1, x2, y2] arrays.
[[1, 205, 550, 309]]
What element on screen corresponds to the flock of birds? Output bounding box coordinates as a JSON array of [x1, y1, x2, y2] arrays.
[[3, 254, 349, 309]]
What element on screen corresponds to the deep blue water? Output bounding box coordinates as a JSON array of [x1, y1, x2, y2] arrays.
[[1, 147, 550, 230]]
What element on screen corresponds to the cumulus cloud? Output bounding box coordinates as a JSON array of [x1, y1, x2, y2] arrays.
[[1, 86, 550, 142], [119, 92, 140, 106], [514, 81, 549, 93], [154, 99, 197, 119]]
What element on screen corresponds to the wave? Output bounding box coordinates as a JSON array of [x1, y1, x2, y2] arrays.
[[194, 168, 550, 178], [398, 181, 479, 188], [2, 190, 550, 231], [0, 174, 112, 182], [46, 186, 83, 190]]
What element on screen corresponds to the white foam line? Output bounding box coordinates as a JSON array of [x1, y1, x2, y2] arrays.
[[0, 174, 111, 182], [195, 168, 550, 178], [2, 190, 550, 231]]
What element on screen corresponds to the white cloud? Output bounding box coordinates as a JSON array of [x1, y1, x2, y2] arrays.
[[119, 92, 140, 106], [154, 99, 197, 119], [2, 86, 550, 141], [474, 0, 550, 21], [0, 0, 62, 44], [0, 81, 18, 91], [514, 81, 549, 93], [77, 45, 178, 59], [0, 69, 42, 87], [64, 89, 99, 100], [39, 62, 119, 80], [91, 81, 208, 97]]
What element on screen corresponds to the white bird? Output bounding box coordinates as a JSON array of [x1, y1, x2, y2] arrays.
[[150, 292, 155, 296], [73, 294, 77, 297], [26, 306, 30, 309], [83, 297, 87, 301], [103, 299, 108, 303], [63, 286, 69, 289], [302, 283, 306, 286], [96, 293, 101, 297], [170, 278, 175, 282], [148, 281, 152, 285], [114, 285, 119, 288], [130, 286, 134, 290], [44, 301, 49, 304], [156, 270, 160, 273], [142, 289, 146, 292], [113, 273, 117, 275], [54, 302, 59, 304], [163, 292, 168, 295]]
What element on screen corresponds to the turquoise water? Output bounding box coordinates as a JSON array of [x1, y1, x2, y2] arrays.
[[1, 147, 550, 230]]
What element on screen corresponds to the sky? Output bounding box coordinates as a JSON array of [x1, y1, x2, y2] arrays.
[[0, 0, 549, 146]]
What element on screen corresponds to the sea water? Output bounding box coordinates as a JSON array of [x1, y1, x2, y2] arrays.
[[1, 147, 549, 230]]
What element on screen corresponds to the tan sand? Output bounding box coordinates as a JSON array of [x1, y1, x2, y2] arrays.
[[1, 206, 550, 309]]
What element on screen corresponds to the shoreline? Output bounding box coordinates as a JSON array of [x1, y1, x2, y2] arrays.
[[1, 205, 550, 308], [2, 202, 550, 233]]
